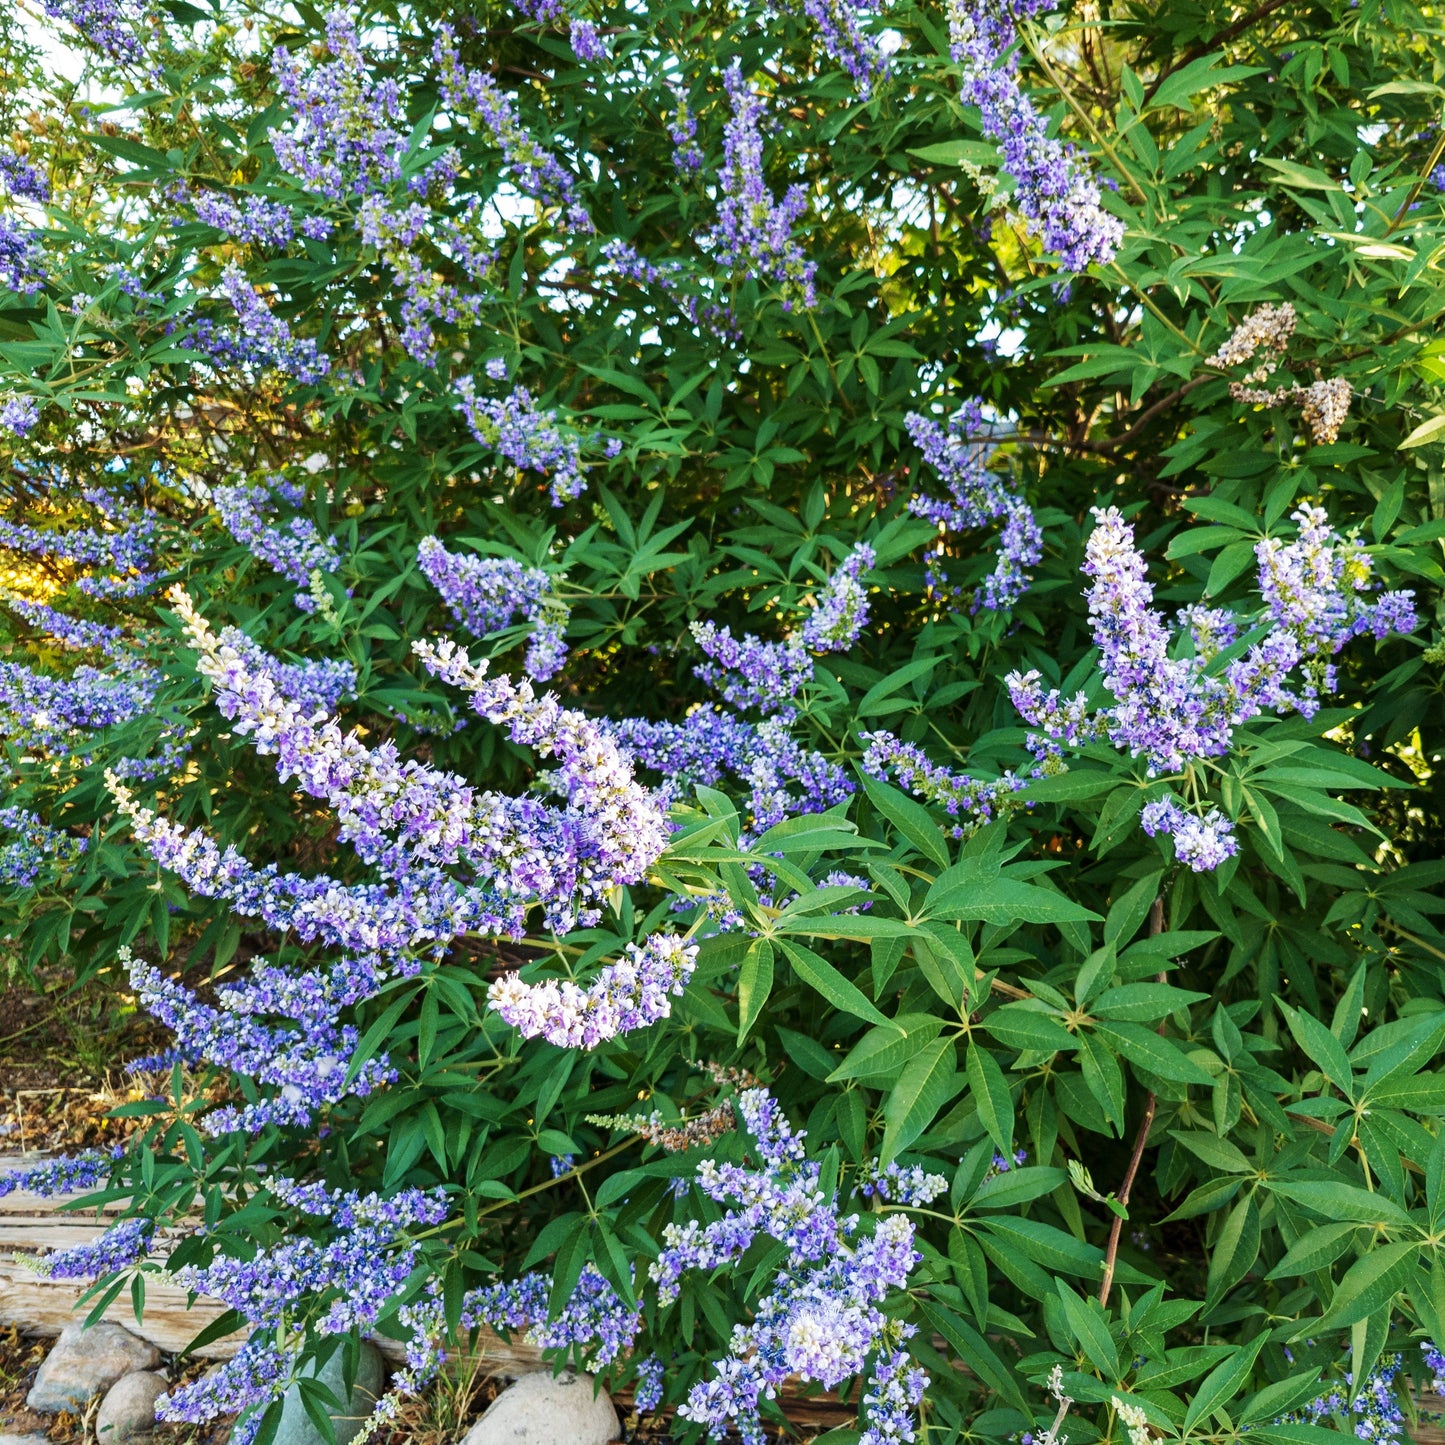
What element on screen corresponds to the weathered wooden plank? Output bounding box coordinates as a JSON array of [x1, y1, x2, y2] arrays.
[[0, 1221, 120, 1250], [0, 1261, 546, 1373]]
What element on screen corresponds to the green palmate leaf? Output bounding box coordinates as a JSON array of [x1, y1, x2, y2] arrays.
[[881, 1037, 961, 1164], [1184, 1330, 1268, 1429], [827, 1013, 945, 1082], [1271, 1219, 1358, 1277], [1279, 1002, 1356, 1099], [1316, 1241, 1422, 1329], [924, 860, 1101, 926], [858, 773, 950, 868], [736, 938, 774, 1043], [1056, 1283, 1119, 1377], [1269, 1179, 1416, 1229], [776, 938, 892, 1027], [1169, 1129, 1253, 1173], [966, 1044, 1014, 1159], [982, 1003, 1079, 1053], [1094, 1022, 1215, 1084]]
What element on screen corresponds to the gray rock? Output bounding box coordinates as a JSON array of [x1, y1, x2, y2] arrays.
[[272, 1342, 385, 1445], [25, 1323, 161, 1415], [0, 1433, 54, 1445], [461, 1371, 619, 1445], [96, 1370, 168, 1444]]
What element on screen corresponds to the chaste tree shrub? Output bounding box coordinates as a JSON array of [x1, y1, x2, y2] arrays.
[[2, 0, 1445, 1442]]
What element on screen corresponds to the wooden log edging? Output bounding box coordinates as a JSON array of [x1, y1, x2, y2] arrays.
[[0, 1154, 543, 1372], [8, 1157, 1445, 1440]]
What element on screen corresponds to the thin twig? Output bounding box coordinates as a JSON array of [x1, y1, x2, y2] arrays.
[[1098, 897, 1164, 1307], [1139, 0, 1295, 109]]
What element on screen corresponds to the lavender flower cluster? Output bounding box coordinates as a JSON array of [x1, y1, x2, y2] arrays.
[[434, 24, 593, 234], [418, 535, 570, 681], [193, 192, 304, 248], [486, 932, 699, 1049], [40, 0, 147, 64], [188, 267, 330, 384], [154, 1179, 450, 1445], [606, 706, 853, 833], [270, 12, 410, 202], [212, 474, 342, 611], [860, 729, 1030, 836], [0, 506, 159, 598], [707, 64, 817, 310], [0, 213, 44, 296], [655, 1088, 930, 1445], [1005, 505, 1417, 869], [0, 658, 160, 757], [0, 1146, 123, 1199], [692, 540, 877, 716], [127, 945, 394, 1134], [455, 377, 590, 507], [0, 395, 40, 437], [3, 594, 124, 655], [34, 1216, 153, 1281], [797, 0, 890, 99], [906, 398, 1042, 611], [0, 805, 87, 890], [946, 0, 1122, 271], [463, 1086, 931, 1436]]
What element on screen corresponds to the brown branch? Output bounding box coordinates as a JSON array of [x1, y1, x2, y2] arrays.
[[1099, 897, 1165, 1307], [1139, 0, 1295, 108]]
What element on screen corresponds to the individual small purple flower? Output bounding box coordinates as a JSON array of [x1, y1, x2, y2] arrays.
[[0, 395, 39, 437], [569, 19, 604, 60]]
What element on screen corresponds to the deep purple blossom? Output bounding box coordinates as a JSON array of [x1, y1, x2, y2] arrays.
[[0, 805, 87, 889], [40, 0, 147, 63], [212, 474, 342, 609], [0, 153, 50, 204], [193, 192, 297, 247], [434, 25, 592, 234], [860, 730, 1029, 835], [1004, 505, 1416, 870], [188, 267, 330, 383], [0, 216, 45, 295]]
